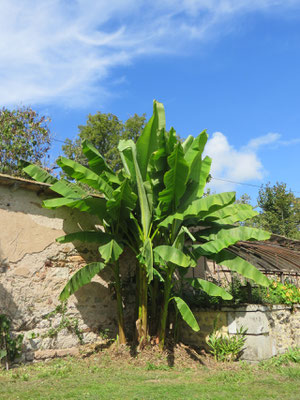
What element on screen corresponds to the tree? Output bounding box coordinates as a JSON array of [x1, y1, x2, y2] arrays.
[[62, 112, 146, 171], [0, 107, 51, 177], [256, 182, 300, 239], [24, 101, 270, 349]]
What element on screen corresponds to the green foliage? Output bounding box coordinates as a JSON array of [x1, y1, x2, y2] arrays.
[[0, 107, 51, 177], [62, 112, 146, 171], [260, 347, 300, 368], [0, 315, 23, 368], [59, 262, 107, 301], [238, 183, 300, 239], [257, 182, 300, 239], [264, 280, 300, 306], [42, 302, 83, 344], [228, 276, 300, 306], [206, 321, 248, 362], [172, 297, 200, 332]]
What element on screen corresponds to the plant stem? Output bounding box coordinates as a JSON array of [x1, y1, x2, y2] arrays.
[[113, 261, 126, 344], [140, 265, 148, 344], [150, 277, 159, 336], [159, 266, 173, 350]]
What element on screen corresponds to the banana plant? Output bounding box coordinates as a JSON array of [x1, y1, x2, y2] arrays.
[[118, 102, 271, 349], [24, 100, 271, 350], [23, 142, 139, 344]]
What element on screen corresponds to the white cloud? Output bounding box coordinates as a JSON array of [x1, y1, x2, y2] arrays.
[[246, 133, 281, 150], [205, 132, 264, 192], [205, 129, 300, 192], [1, 0, 300, 106]]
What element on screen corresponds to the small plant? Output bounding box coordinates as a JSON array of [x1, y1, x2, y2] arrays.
[[227, 276, 300, 306], [0, 315, 23, 370], [42, 301, 83, 344], [206, 318, 247, 362], [266, 280, 300, 306], [260, 347, 300, 368], [146, 362, 170, 371]]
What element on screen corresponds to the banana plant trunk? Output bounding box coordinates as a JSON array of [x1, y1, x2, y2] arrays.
[[113, 261, 126, 344], [159, 266, 173, 350], [137, 265, 148, 345]]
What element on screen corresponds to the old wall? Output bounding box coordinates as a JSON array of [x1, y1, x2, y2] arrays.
[[180, 304, 300, 361], [0, 182, 135, 362]]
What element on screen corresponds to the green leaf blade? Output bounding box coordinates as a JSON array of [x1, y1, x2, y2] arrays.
[[99, 239, 124, 263], [187, 278, 232, 300], [210, 249, 270, 287], [173, 297, 200, 332], [154, 245, 196, 268], [59, 262, 106, 301]]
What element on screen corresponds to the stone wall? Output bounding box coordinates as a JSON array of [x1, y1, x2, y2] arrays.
[[180, 304, 300, 361], [0, 178, 136, 362]]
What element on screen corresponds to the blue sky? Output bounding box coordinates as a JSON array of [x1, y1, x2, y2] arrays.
[[1, 0, 300, 203]]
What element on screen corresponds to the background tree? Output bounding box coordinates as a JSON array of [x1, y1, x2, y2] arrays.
[[0, 107, 51, 177], [256, 182, 300, 239], [62, 112, 146, 171], [237, 185, 300, 239]]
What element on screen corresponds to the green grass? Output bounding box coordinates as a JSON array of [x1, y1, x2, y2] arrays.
[[0, 353, 299, 400]]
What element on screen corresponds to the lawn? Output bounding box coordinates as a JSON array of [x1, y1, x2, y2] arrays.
[[0, 348, 299, 400]]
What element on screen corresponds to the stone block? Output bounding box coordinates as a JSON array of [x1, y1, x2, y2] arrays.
[[34, 349, 57, 360], [240, 334, 276, 361], [228, 310, 270, 335], [56, 348, 79, 357]]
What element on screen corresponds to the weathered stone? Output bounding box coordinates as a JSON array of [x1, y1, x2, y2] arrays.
[[13, 267, 32, 277], [228, 310, 269, 335], [241, 334, 276, 361], [34, 349, 57, 359], [56, 348, 79, 357], [69, 256, 85, 263]]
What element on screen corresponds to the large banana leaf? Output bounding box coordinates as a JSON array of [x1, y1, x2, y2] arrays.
[[99, 239, 124, 263], [186, 278, 232, 300], [82, 140, 112, 175], [209, 249, 270, 287], [182, 135, 194, 154], [177, 134, 208, 211], [50, 179, 88, 198], [136, 100, 165, 180], [43, 196, 108, 220], [56, 231, 112, 244], [173, 226, 196, 250], [119, 140, 151, 239], [197, 156, 212, 198], [193, 226, 271, 255], [204, 203, 258, 223], [106, 179, 137, 221], [184, 131, 208, 167], [57, 157, 113, 198], [59, 262, 106, 301], [158, 143, 189, 212], [159, 192, 236, 228], [154, 245, 196, 268], [23, 164, 58, 184], [185, 191, 236, 218], [172, 297, 200, 332], [165, 127, 177, 155]]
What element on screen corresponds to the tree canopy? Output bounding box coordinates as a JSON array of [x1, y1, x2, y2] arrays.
[[0, 107, 51, 177], [238, 183, 300, 239], [257, 182, 300, 239], [62, 112, 146, 171]]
